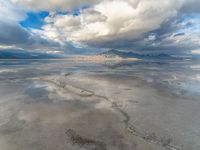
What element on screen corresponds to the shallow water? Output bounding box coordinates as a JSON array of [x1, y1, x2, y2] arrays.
[[0, 59, 200, 150]]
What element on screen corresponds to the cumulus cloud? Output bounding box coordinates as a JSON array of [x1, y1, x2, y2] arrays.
[[40, 0, 188, 48], [46, 0, 200, 53]]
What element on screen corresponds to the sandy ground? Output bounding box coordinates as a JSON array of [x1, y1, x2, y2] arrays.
[[0, 60, 200, 150]]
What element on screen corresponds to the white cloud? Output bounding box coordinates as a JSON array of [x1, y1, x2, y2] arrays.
[[192, 50, 200, 55], [46, 50, 64, 54], [0, 0, 25, 23], [0, 45, 16, 49], [12, 0, 100, 11], [40, 0, 186, 47]]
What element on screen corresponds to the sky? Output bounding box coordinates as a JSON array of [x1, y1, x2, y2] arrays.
[[0, 0, 200, 55]]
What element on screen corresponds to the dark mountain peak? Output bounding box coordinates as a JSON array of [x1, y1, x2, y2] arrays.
[[100, 49, 140, 58]]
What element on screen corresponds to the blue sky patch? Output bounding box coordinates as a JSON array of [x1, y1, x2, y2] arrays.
[[20, 11, 49, 29]]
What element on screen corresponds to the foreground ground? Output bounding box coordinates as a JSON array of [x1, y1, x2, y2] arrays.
[[0, 59, 200, 150]]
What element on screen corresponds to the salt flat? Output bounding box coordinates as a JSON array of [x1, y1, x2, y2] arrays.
[[0, 59, 200, 150]]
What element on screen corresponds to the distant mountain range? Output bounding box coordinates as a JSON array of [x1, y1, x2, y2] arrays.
[[99, 49, 174, 59], [1, 49, 195, 60], [0, 50, 63, 59]]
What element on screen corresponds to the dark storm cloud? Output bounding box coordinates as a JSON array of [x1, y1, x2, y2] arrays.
[[0, 20, 66, 52], [181, 0, 200, 14], [0, 22, 29, 45], [84, 12, 200, 54]]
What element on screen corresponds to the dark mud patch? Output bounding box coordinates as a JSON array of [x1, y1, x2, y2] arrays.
[[65, 129, 107, 150]]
